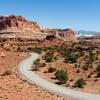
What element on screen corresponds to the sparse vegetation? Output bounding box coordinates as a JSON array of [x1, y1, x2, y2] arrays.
[[32, 59, 40, 71], [48, 67, 56, 73], [96, 65, 100, 72], [74, 78, 86, 88], [97, 72, 100, 78], [76, 69, 80, 73], [44, 51, 54, 62], [55, 70, 68, 84], [1, 70, 12, 76]]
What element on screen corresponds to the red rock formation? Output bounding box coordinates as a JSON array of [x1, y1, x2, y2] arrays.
[[0, 15, 40, 31], [58, 29, 77, 41], [42, 29, 77, 42]]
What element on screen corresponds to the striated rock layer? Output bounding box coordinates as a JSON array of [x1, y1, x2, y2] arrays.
[[42, 29, 78, 42], [0, 15, 40, 31], [0, 15, 77, 42]]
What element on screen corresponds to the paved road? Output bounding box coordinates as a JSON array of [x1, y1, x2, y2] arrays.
[[18, 53, 100, 100]]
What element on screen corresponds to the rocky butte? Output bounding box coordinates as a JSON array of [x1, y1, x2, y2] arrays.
[[42, 28, 78, 42], [0, 15, 40, 31], [0, 15, 77, 42]]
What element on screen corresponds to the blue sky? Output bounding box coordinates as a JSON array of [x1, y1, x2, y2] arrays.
[[0, 0, 100, 31]]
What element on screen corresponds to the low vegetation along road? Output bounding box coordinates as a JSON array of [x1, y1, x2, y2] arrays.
[[18, 53, 100, 100]]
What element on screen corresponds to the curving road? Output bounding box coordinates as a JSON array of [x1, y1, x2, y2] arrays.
[[18, 53, 100, 100]]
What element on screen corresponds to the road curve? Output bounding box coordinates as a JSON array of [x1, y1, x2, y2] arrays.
[[18, 53, 100, 100]]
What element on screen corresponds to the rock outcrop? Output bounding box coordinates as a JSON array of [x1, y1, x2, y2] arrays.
[[58, 29, 77, 41], [0, 15, 77, 42], [0, 15, 40, 31], [42, 29, 78, 42]]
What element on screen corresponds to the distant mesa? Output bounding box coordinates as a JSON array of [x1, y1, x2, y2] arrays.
[[43, 28, 78, 42]]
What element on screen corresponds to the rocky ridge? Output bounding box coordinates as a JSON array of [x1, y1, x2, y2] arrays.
[[0, 15, 77, 42], [41, 29, 78, 42], [0, 15, 40, 31]]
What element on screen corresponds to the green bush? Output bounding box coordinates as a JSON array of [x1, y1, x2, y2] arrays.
[[97, 72, 100, 78], [75, 64, 78, 68], [27, 47, 33, 51], [88, 52, 95, 63], [70, 79, 74, 82], [6, 48, 11, 51], [74, 78, 86, 88], [64, 53, 79, 63], [32, 59, 40, 71], [2, 70, 12, 76], [88, 73, 92, 78], [44, 52, 54, 62], [96, 65, 100, 72], [17, 47, 23, 52], [32, 48, 42, 54], [48, 67, 56, 73], [82, 66, 88, 71], [76, 69, 80, 73], [1, 43, 4, 47], [55, 70, 68, 84], [32, 58, 46, 71], [80, 51, 84, 56], [39, 63, 46, 67]]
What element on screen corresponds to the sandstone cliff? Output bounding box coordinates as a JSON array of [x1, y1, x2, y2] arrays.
[[0, 15, 40, 31], [41, 29, 78, 42], [0, 15, 77, 42]]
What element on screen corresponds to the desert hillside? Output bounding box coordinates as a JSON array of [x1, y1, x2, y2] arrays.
[[0, 15, 77, 42]]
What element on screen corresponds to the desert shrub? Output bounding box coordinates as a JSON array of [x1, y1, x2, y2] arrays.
[[1, 43, 4, 47], [66, 83, 70, 87], [55, 70, 68, 84], [88, 73, 92, 78], [82, 66, 88, 71], [76, 69, 80, 73], [97, 72, 100, 78], [75, 64, 78, 68], [72, 42, 76, 47], [89, 64, 93, 68], [32, 48, 42, 54], [89, 52, 95, 62], [2, 70, 12, 76], [32, 59, 40, 71], [28, 47, 43, 53], [48, 67, 56, 73], [96, 65, 100, 72], [27, 47, 33, 51], [44, 51, 54, 62], [94, 79, 98, 82], [79, 51, 84, 56], [44, 71, 48, 73], [54, 56, 57, 61], [32, 59, 46, 71], [74, 78, 86, 88], [34, 59, 40, 65], [39, 63, 46, 67], [17, 47, 23, 52], [70, 79, 74, 82], [64, 54, 78, 63], [6, 48, 11, 51]]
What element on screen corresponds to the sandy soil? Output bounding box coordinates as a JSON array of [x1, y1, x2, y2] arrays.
[[0, 51, 71, 100], [36, 53, 100, 95]]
